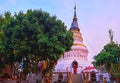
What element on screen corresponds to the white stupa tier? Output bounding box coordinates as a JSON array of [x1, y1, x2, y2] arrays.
[[55, 4, 92, 73]]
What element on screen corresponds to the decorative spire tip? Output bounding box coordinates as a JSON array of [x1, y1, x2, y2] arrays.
[[74, 2, 76, 18]]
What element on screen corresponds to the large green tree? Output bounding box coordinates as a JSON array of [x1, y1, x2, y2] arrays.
[[1, 9, 73, 77]]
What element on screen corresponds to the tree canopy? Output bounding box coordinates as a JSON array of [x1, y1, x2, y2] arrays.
[[0, 9, 73, 76], [94, 42, 120, 66], [0, 11, 12, 73], [93, 29, 120, 80]]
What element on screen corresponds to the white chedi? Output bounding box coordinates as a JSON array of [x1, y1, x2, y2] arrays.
[[55, 5, 92, 74]]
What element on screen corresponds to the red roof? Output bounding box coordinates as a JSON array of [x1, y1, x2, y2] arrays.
[[83, 66, 95, 70]]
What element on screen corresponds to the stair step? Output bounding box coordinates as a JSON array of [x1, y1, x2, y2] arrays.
[[71, 74, 83, 83]]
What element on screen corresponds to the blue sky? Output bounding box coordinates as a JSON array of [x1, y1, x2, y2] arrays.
[[0, 0, 120, 62]]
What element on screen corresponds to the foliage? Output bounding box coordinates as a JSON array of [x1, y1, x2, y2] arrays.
[[94, 42, 120, 67], [0, 12, 12, 73], [0, 9, 73, 77], [93, 29, 120, 80]]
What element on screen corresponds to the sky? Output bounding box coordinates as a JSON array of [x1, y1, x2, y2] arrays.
[[0, 0, 120, 62]]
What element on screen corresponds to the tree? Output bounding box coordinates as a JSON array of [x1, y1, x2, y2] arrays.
[[93, 29, 120, 81], [0, 12, 12, 74], [2, 9, 73, 78]]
